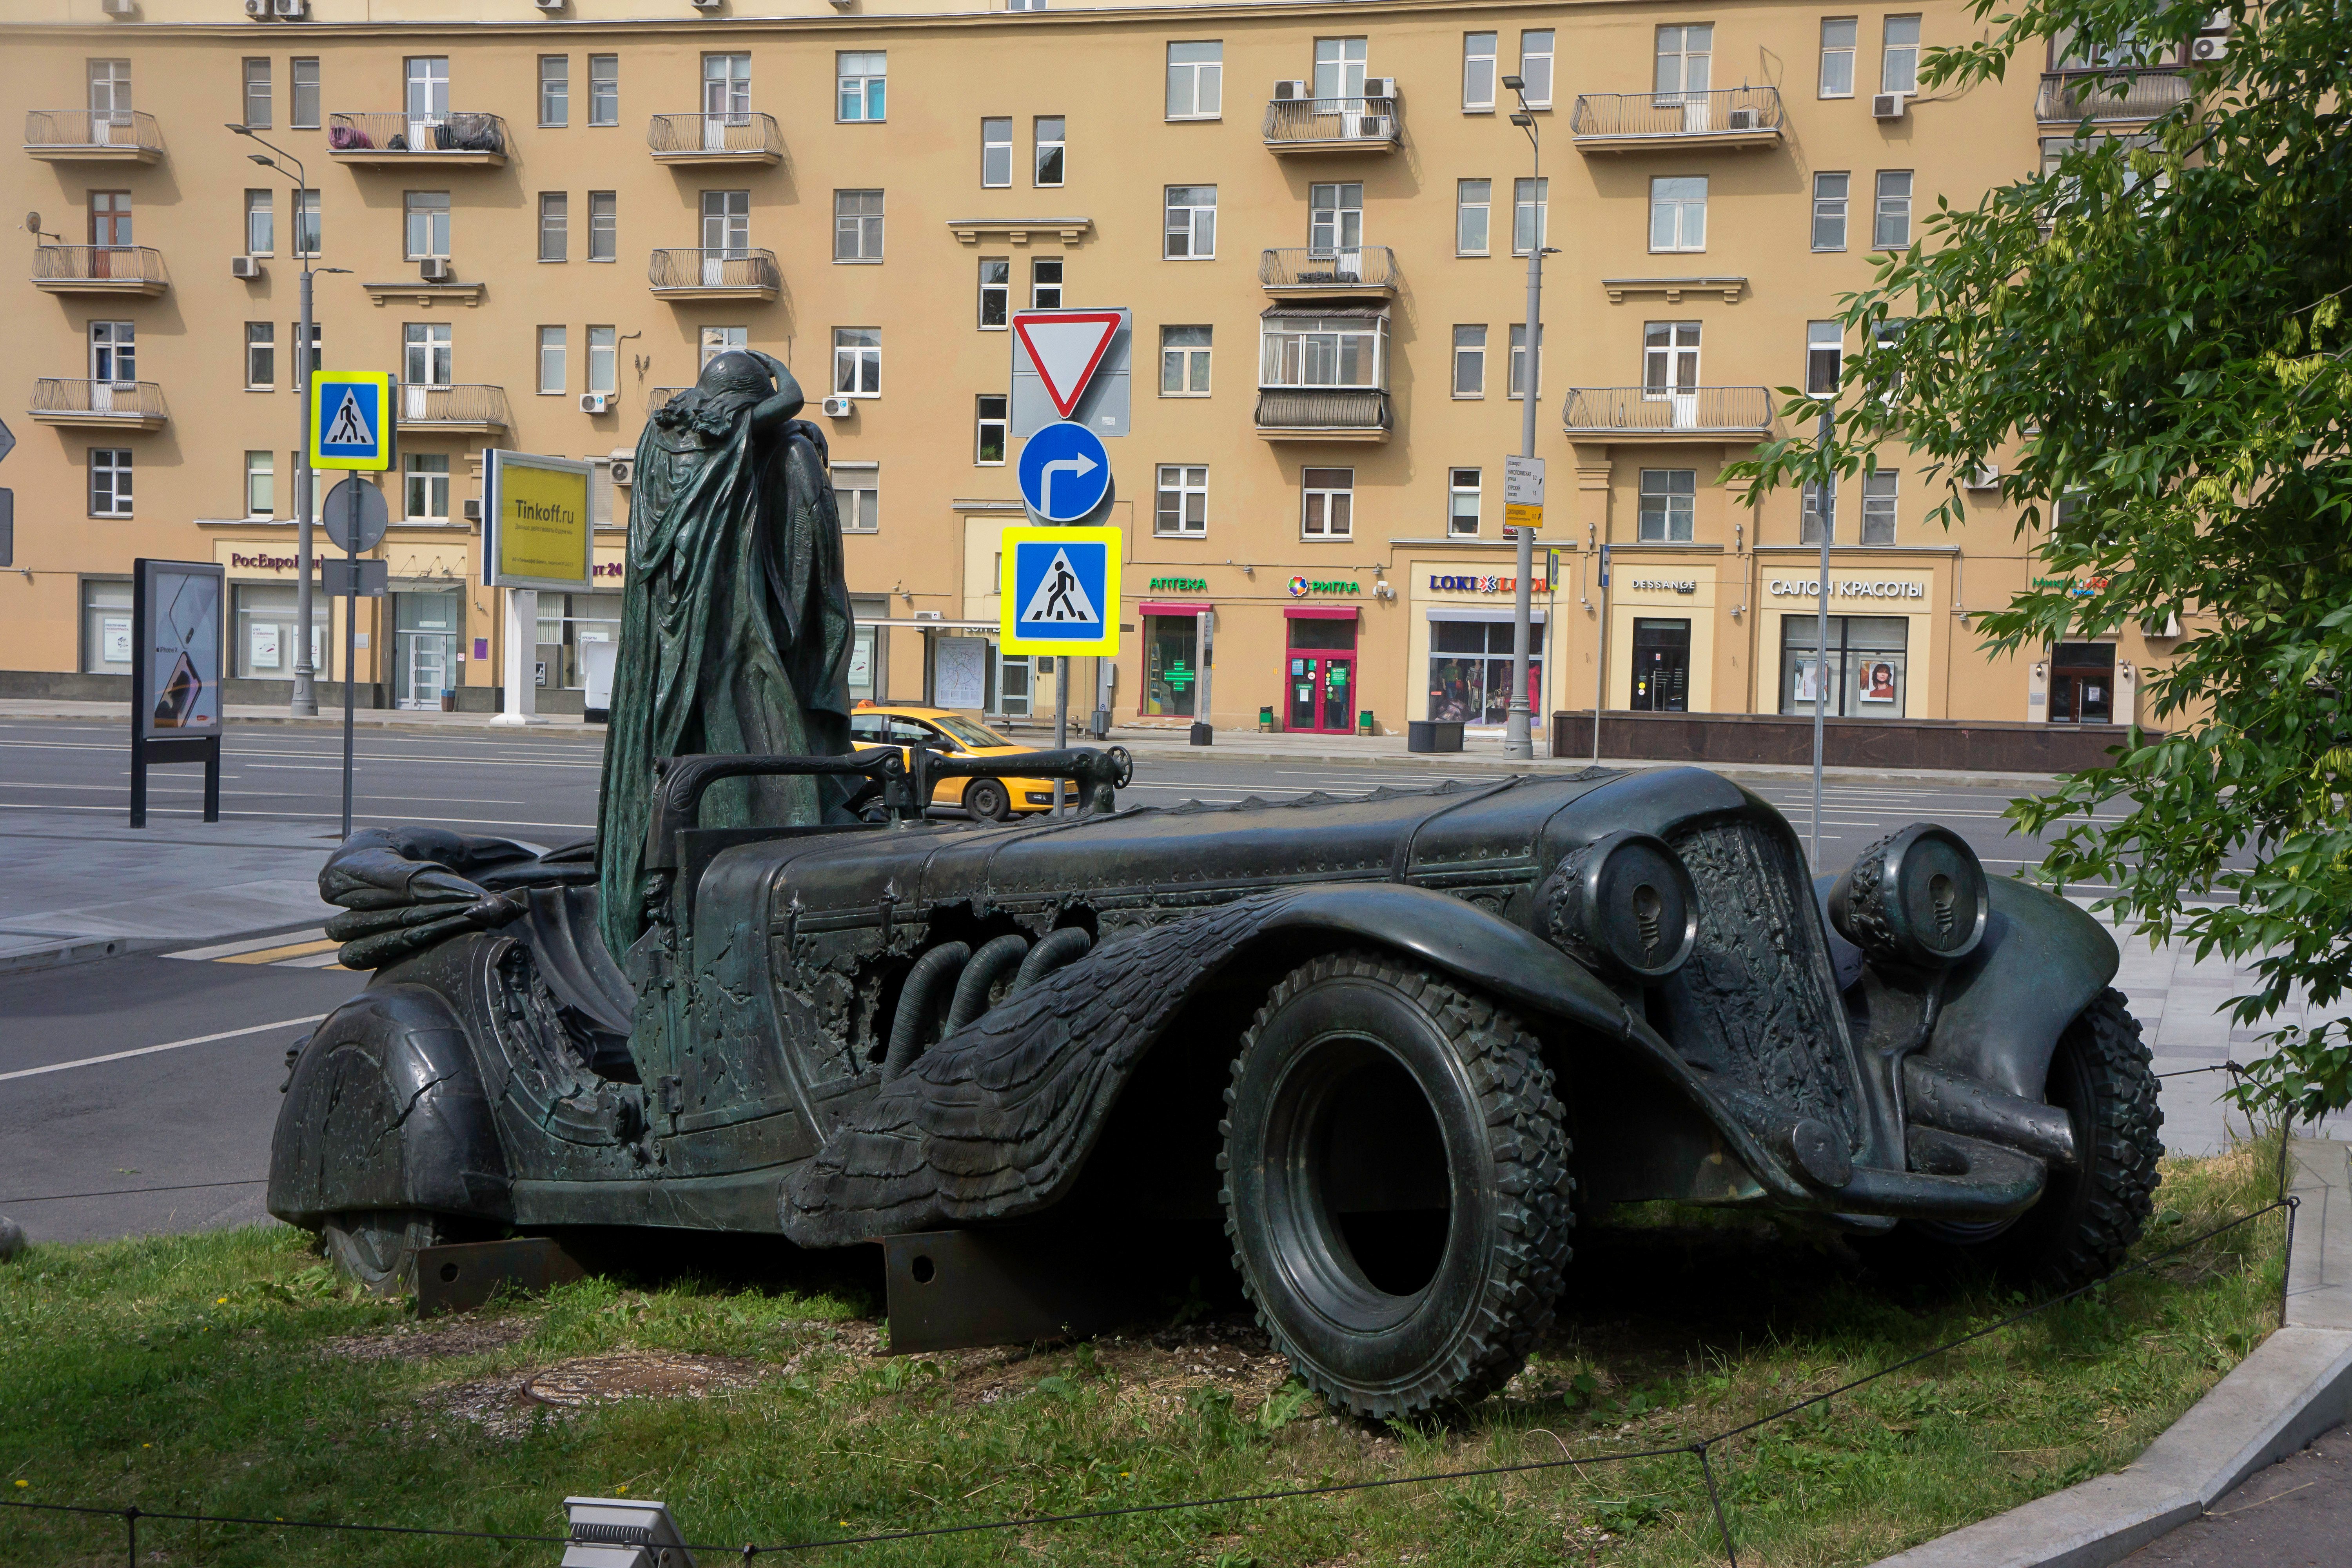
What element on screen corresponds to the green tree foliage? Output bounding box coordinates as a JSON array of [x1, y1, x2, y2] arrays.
[[1728, 0, 2352, 1122]]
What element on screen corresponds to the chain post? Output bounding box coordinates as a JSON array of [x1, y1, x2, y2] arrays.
[[1693, 1443, 1737, 1567]]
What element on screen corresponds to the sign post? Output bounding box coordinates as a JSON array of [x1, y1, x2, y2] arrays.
[[1000, 526, 1122, 816], [325, 475, 390, 837], [128, 558, 225, 828], [309, 371, 393, 724], [482, 450, 594, 727]]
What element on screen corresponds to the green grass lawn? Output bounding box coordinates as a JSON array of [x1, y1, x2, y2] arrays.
[[0, 1137, 2286, 1568]]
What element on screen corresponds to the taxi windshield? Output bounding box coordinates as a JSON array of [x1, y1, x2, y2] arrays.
[[933, 715, 1012, 750]]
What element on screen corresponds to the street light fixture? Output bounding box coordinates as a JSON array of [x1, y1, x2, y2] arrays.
[[229, 123, 325, 718], [1497, 76, 1546, 760]]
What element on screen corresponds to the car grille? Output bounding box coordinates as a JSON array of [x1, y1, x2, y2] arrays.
[[1659, 818, 1862, 1149]]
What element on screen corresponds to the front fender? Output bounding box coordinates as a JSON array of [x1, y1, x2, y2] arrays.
[[266, 983, 512, 1227], [1926, 878, 2120, 1100]]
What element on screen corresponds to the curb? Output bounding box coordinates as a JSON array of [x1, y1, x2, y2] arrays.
[[0, 919, 327, 980], [1109, 740, 2063, 793], [1869, 1141, 2351, 1568]]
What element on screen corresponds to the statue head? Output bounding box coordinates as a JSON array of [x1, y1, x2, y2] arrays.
[[697, 350, 779, 399]]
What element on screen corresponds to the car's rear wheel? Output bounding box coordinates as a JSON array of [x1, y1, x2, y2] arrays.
[[964, 778, 1011, 822], [1220, 951, 1573, 1420], [318, 1209, 475, 1298]]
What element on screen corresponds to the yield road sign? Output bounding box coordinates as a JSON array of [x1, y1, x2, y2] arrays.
[[311, 372, 392, 471], [323, 475, 390, 553], [1011, 307, 1130, 439], [1017, 419, 1112, 523], [1000, 524, 1120, 655]]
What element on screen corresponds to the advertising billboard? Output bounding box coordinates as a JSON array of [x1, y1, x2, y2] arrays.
[[133, 558, 224, 740], [483, 450, 594, 592]]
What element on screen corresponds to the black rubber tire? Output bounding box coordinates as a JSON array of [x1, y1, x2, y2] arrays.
[[1220, 951, 1574, 1420], [964, 778, 1012, 822], [1907, 988, 2164, 1292], [318, 1209, 470, 1298]]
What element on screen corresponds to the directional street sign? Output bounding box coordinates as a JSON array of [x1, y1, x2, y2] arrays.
[[1504, 454, 1545, 533], [310, 372, 392, 471], [1010, 307, 1131, 439], [999, 524, 1121, 656], [1017, 419, 1113, 523]]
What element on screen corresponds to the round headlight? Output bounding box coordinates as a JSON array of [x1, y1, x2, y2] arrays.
[[1538, 830, 1699, 983], [1829, 824, 1988, 969]]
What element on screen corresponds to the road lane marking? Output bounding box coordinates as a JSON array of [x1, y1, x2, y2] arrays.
[[0, 1014, 329, 1083], [216, 937, 343, 965], [167, 929, 327, 960]]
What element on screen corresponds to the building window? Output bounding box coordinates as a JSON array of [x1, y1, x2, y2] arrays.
[[1312, 36, 1368, 100], [976, 394, 1008, 464], [245, 189, 273, 256], [1448, 467, 1482, 535], [588, 54, 619, 125], [1456, 178, 1491, 254], [538, 192, 567, 262], [1007, 0, 1045, 12], [1812, 171, 1850, 250], [1260, 314, 1386, 389], [90, 319, 134, 383], [981, 117, 1012, 187], [834, 189, 883, 261], [1452, 325, 1486, 397], [290, 58, 320, 128], [82, 579, 134, 675], [700, 325, 746, 367], [702, 51, 749, 125], [539, 56, 568, 127], [1161, 325, 1211, 394], [978, 258, 1009, 328], [1638, 468, 1696, 541], [1650, 176, 1707, 252], [1882, 15, 1921, 94], [702, 188, 748, 256], [588, 192, 615, 261], [242, 58, 270, 129], [1655, 23, 1713, 96], [1518, 29, 1555, 107], [89, 57, 131, 120], [1163, 185, 1216, 259], [1819, 18, 1857, 97], [404, 191, 450, 261], [1034, 116, 1065, 186], [245, 321, 274, 388], [1031, 257, 1062, 309], [538, 326, 566, 395], [294, 188, 320, 257], [1509, 323, 1543, 399], [245, 450, 275, 518], [405, 452, 450, 522], [1156, 465, 1208, 534], [90, 448, 132, 517], [833, 462, 879, 532], [1166, 41, 1223, 120], [403, 320, 452, 387], [1644, 319, 1702, 395], [1301, 467, 1354, 538], [291, 319, 319, 387], [1806, 321, 1843, 396], [1782, 614, 1909, 716], [1309, 182, 1363, 252], [838, 52, 886, 122], [833, 327, 880, 397], [1802, 476, 1837, 543], [1874, 171, 1913, 248], [1512, 176, 1548, 255], [587, 325, 616, 395], [1463, 32, 1497, 111], [1861, 468, 1898, 543]]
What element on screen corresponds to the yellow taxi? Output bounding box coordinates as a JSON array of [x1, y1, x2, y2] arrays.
[[846, 704, 1065, 821]]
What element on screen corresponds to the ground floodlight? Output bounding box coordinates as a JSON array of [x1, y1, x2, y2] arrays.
[[561, 1497, 695, 1568]]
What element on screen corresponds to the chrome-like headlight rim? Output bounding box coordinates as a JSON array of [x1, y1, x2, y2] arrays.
[[1829, 823, 1988, 969], [1537, 829, 1699, 984]]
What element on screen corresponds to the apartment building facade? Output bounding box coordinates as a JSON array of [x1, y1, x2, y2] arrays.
[[2, 0, 2192, 737]]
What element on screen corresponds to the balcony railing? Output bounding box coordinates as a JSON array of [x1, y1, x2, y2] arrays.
[[30, 377, 169, 429], [24, 109, 163, 161], [646, 112, 785, 163], [1262, 96, 1401, 152], [2035, 69, 2194, 124], [1570, 87, 1786, 149], [647, 247, 782, 300], [1562, 386, 1775, 438], [396, 383, 510, 432], [648, 386, 690, 414], [327, 111, 509, 162], [31, 245, 169, 295], [1253, 388, 1392, 441], [1259, 246, 1397, 297]]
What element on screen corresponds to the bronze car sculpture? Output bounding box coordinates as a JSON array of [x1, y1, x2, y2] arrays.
[[270, 744, 2160, 1419]]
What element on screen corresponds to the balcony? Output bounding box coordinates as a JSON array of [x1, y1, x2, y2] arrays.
[[648, 386, 689, 414], [1262, 95, 1401, 154], [24, 110, 163, 163], [326, 112, 509, 167], [647, 112, 784, 166], [1570, 88, 1785, 154], [32, 245, 168, 298], [30, 378, 168, 431], [648, 248, 781, 303], [396, 383, 510, 436], [1254, 389, 1392, 443], [1562, 386, 1774, 442], [1259, 247, 1397, 300], [2035, 69, 2193, 125]]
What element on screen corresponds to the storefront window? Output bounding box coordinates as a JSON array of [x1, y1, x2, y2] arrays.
[[1144, 613, 1198, 717], [82, 579, 133, 674], [231, 582, 330, 680], [533, 590, 622, 690], [392, 589, 462, 709], [989, 646, 1031, 719], [1630, 618, 1690, 711], [1428, 617, 1544, 727], [1780, 613, 1908, 716], [2047, 641, 2115, 723]]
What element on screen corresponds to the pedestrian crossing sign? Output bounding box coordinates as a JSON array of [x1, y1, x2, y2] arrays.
[[999, 525, 1120, 655], [309, 373, 392, 471]]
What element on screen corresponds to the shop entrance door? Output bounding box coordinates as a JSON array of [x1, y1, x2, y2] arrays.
[[1630, 618, 1690, 711], [2047, 642, 2115, 724], [1287, 653, 1356, 732], [393, 590, 460, 709]]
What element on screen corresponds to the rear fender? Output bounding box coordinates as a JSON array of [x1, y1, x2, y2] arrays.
[[267, 984, 511, 1227]]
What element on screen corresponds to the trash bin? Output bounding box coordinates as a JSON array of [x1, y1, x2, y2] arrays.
[[1407, 719, 1465, 754], [1259, 705, 1276, 733], [1357, 710, 1375, 737], [439, 690, 457, 713]]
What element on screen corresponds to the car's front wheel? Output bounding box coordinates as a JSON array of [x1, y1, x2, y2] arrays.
[[963, 778, 1011, 822], [1220, 951, 1573, 1420]]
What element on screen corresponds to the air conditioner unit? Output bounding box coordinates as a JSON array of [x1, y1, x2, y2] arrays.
[[2190, 35, 2229, 61], [579, 392, 610, 414], [1362, 77, 1396, 100], [609, 455, 635, 487], [1872, 92, 1907, 119], [101, 0, 138, 16], [463, 499, 482, 522], [231, 255, 264, 280], [2140, 611, 2183, 639], [1273, 80, 1308, 101], [820, 395, 855, 418], [419, 258, 454, 283], [535, 0, 566, 9], [690, 0, 724, 9], [273, 0, 307, 16], [243, 0, 269, 16], [1965, 463, 2000, 489], [1726, 107, 1758, 129]]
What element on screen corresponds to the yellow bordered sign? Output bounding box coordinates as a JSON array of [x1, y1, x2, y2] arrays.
[[309, 373, 392, 472], [998, 525, 1121, 656]]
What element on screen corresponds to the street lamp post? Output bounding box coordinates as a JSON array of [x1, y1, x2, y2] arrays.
[[1501, 78, 1549, 761]]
